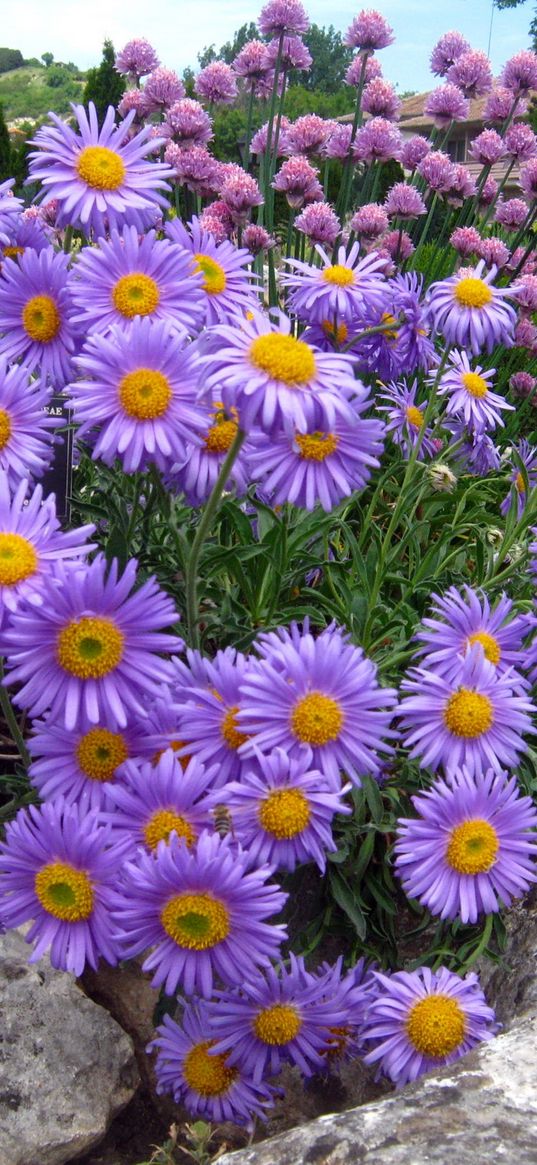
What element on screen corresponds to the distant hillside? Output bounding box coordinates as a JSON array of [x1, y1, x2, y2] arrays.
[[0, 63, 86, 124]]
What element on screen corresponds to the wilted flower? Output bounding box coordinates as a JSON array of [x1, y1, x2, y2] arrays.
[[427, 463, 457, 492]]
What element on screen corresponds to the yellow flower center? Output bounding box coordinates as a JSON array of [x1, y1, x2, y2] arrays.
[[3, 245, 24, 259], [454, 278, 493, 309], [295, 432, 339, 461], [381, 312, 398, 343], [249, 333, 316, 385], [204, 418, 238, 454], [183, 1041, 237, 1097], [118, 368, 172, 420], [151, 740, 191, 768], [406, 405, 424, 429], [461, 371, 488, 399], [0, 533, 37, 586], [322, 320, 349, 344], [466, 631, 501, 667], [291, 691, 344, 746], [323, 1024, 352, 1060], [76, 145, 126, 190], [406, 994, 466, 1058], [22, 294, 61, 343], [515, 472, 526, 494], [253, 1003, 302, 1045], [322, 264, 354, 287], [0, 409, 11, 449], [443, 689, 494, 738], [220, 705, 249, 750], [160, 891, 230, 949], [144, 808, 196, 851], [56, 616, 125, 679], [258, 787, 311, 839], [193, 253, 227, 295], [445, 818, 499, 875], [34, 861, 94, 921], [75, 727, 129, 782], [111, 273, 161, 318]]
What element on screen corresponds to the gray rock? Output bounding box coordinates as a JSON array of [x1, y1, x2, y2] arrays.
[[0, 929, 139, 1165]]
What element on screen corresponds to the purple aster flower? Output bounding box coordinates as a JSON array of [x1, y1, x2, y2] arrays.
[[345, 10, 394, 51], [395, 766, 537, 924], [436, 349, 513, 434], [353, 117, 402, 163], [478, 238, 510, 270], [401, 135, 430, 170], [267, 34, 312, 71], [448, 425, 501, 476], [1, 209, 50, 259], [350, 202, 389, 239], [241, 224, 275, 253], [504, 122, 537, 162], [0, 247, 80, 388], [28, 103, 172, 237], [195, 62, 238, 106], [399, 645, 536, 777], [283, 241, 386, 326], [166, 216, 257, 325], [68, 225, 204, 337], [450, 226, 482, 258], [384, 182, 426, 220], [237, 621, 396, 789], [115, 38, 159, 78], [0, 554, 181, 730], [212, 748, 350, 873], [258, 0, 310, 37], [417, 149, 455, 193], [169, 401, 250, 506], [510, 371, 536, 399], [0, 179, 24, 244], [501, 439, 537, 518], [286, 114, 333, 157], [149, 1003, 277, 1126], [28, 710, 149, 810], [345, 54, 383, 87], [164, 99, 213, 148], [113, 829, 287, 996], [447, 50, 493, 98], [168, 647, 253, 786], [430, 31, 470, 77], [322, 124, 353, 161], [391, 272, 436, 371], [140, 68, 185, 114], [378, 380, 437, 460], [219, 171, 263, 224], [272, 155, 323, 207], [484, 85, 528, 123], [515, 274, 537, 312], [424, 84, 469, 127], [468, 129, 505, 166], [362, 966, 496, 1086], [520, 157, 537, 200], [426, 261, 520, 354], [103, 750, 216, 853], [0, 358, 60, 487], [362, 78, 401, 120], [233, 39, 271, 84], [0, 799, 131, 975], [502, 50, 537, 96], [250, 116, 292, 156], [414, 585, 530, 683]]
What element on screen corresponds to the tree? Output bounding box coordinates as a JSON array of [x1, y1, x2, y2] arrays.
[[0, 103, 11, 183], [494, 0, 537, 49], [198, 23, 258, 68], [299, 25, 353, 93], [83, 40, 125, 123], [0, 48, 24, 73], [41, 52, 54, 68]]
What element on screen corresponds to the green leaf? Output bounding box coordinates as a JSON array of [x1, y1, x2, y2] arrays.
[[329, 870, 367, 939]]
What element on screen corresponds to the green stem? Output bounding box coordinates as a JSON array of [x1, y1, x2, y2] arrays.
[[0, 658, 30, 769], [244, 86, 255, 171], [63, 224, 73, 254], [336, 53, 369, 221], [479, 159, 515, 230]]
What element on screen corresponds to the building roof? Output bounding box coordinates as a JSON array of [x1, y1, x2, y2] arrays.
[[340, 88, 537, 132]]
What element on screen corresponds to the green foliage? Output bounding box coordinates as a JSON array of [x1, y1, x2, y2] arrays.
[[0, 64, 85, 121], [299, 24, 354, 92], [198, 22, 258, 68], [0, 102, 11, 181], [283, 83, 354, 119], [0, 48, 24, 74], [211, 107, 247, 162], [41, 52, 54, 68], [83, 39, 125, 123]]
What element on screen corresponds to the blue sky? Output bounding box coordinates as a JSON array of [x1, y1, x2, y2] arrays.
[[7, 0, 534, 93]]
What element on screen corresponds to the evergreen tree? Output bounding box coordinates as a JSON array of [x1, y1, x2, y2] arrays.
[[83, 40, 125, 123], [0, 103, 11, 183]]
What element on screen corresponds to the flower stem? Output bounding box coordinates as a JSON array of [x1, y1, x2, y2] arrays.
[[0, 658, 30, 770]]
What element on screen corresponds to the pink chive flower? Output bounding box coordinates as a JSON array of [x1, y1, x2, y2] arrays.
[[233, 40, 271, 82], [252, 69, 284, 100], [345, 54, 383, 87], [322, 124, 353, 160], [418, 150, 456, 193], [468, 129, 505, 165], [345, 10, 395, 51], [450, 226, 482, 257], [401, 135, 430, 170], [258, 0, 310, 37], [520, 158, 537, 199], [495, 198, 529, 230], [515, 274, 537, 312], [196, 214, 229, 244], [242, 224, 275, 254], [272, 156, 323, 208], [447, 50, 493, 98], [352, 117, 402, 163], [118, 89, 147, 121], [445, 164, 477, 207], [377, 229, 414, 260], [505, 123, 537, 162], [267, 35, 312, 70], [295, 202, 341, 246], [502, 50, 537, 96], [286, 115, 334, 156], [508, 246, 537, 276], [510, 371, 536, 398], [479, 238, 510, 269], [219, 172, 263, 223], [430, 31, 470, 77], [479, 175, 498, 206], [351, 203, 388, 239], [515, 317, 537, 349], [141, 68, 185, 114], [362, 78, 401, 119], [484, 85, 528, 123], [424, 84, 469, 127], [384, 183, 427, 220], [115, 38, 160, 78], [195, 62, 238, 106], [165, 144, 221, 196], [164, 99, 213, 148], [250, 117, 291, 156]]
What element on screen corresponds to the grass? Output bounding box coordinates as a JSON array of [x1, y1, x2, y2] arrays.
[[0, 64, 85, 121]]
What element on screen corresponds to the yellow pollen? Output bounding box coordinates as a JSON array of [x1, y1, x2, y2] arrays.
[[322, 320, 349, 344], [118, 368, 172, 420], [221, 705, 249, 750], [406, 994, 466, 1058], [291, 691, 344, 746], [22, 294, 61, 343], [253, 1003, 302, 1045], [152, 740, 191, 769], [515, 472, 526, 493], [183, 1041, 237, 1096], [461, 371, 488, 399], [193, 253, 227, 295], [467, 631, 501, 667], [322, 264, 354, 287], [3, 245, 24, 259], [204, 418, 238, 454], [76, 727, 129, 782], [454, 277, 493, 309], [56, 616, 125, 679], [0, 410, 11, 449], [111, 272, 161, 318], [249, 333, 316, 386], [323, 1024, 352, 1060], [446, 818, 499, 875], [0, 533, 37, 586], [443, 688, 494, 739], [381, 312, 398, 343], [295, 432, 339, 461], [143, 808, 196, 850], [258, 787, 311, 839], [34, 861, 94, 921], [160, 891, 230, 949], [76, 145, 126, 190], [406, 405, 424, 429]]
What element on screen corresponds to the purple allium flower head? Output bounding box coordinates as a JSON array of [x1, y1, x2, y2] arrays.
[[233, 39, 271, 82], [430, 30, 470, 77], [250, 116, 292, 156], [501, 439, 537, 518], [424, 83, 469, 127], [237, 621, 397, 790], [345, 54, 383, 87], [112, 829, 287, 997], [378, 380, 437, 460], [362, 78, 401, 119], [197, 212, 230, 244], [0, 179, 24, 244], [417, 149, 455, 193], [242, 223, 275, 253], [219, 171, 263, 224], [0, 359, 60, 487], [345, 9, 394, 51], [437, 349, 513, 435], [258, 0, 310, 36], [486, 85, 529, 123], [414, 585, 530, 683], [399, 645, 535, 777], [515, 273, 537, 312], [252, 68, 285, 100], [28, 102, 172, 237], [478, 238, 510, 270], [505, 122, 537, 162], [395, 767, 537, 924], [450, 226, 482, 257], [294, 202, 340, 246], [195, 61, 238, 106], [140, 67, 185, 113], [510, 370, 536, 399], [0, 799, 131, 975], [519, 157, 537, 199], [384, 182, 426, 220], [28, 710, 148, 811], [401, 135, 430, 171], [103, 750, 216, 854], [0, 247, 80, 389], [444, 163, 477, 207], [68, 225, 205, 338], [149, 1004, 277, 1127], [468, 129, 505, 166], [426, 260, 520, 354], [502, 50, 537, 96], [117, 89, 147, 121], [272, 154, 323, 207], [447, 49, 493, 97], [0, 554, 181, 730], [166, 216, 257, 324], [353, 117, 402, 163], [378, 228, 415, 259], [322, 123, 353, 160], [282, 240, 386, 325], [164, 99, 213, 148], [166, 144, 221, 196], [115, 38, 159, 78], [362, 965, 496, 1086], [480, 174, 498, 205], [286, 114, 333, 156], [267, 34, 312, 70], [351, 202, 389, 239]]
